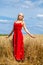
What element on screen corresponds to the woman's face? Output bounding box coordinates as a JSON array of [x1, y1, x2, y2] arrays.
[[18, 15, 24, 20]]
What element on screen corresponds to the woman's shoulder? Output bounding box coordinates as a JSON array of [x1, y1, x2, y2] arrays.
[[22, 21, 25, 25]]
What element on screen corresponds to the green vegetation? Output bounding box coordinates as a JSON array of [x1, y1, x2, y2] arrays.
[[0, 34, 8, 36]]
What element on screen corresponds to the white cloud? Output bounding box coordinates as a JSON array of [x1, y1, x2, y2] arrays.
[[24, 0, 33, 6], [21, 5, 29, 8], [36, 24, 43, 28], [21, 0, 43, 9], [2, 0, 19, 3], [0, 0, 20, 8], [0, 19, 9, 22], [21, 0, 34, 9], [37, 14, 43, 17]]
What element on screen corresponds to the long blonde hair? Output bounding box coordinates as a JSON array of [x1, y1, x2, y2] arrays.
[[17, 13, 24, 21]]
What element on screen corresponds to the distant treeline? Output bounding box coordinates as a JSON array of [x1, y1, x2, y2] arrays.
[[0, 34, 8, 36]]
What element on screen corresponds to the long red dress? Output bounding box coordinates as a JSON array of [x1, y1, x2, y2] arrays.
[[13, 22, 25, 61]]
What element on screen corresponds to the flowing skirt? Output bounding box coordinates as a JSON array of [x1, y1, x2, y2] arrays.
[[13, 31, 25, 60]]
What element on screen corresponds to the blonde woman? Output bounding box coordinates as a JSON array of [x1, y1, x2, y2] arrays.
[[7, 13, 35, 62]]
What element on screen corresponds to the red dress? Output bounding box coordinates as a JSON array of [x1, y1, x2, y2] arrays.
[[13, 22, 25, 61]]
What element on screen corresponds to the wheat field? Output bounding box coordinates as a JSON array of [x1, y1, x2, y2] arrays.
[[0, 34, 43, 65]]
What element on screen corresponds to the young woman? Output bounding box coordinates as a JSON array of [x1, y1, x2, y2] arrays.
[[6, 13, 35, 62]]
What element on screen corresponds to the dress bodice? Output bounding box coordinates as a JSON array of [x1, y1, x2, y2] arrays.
[[13, 22, 23, 31]]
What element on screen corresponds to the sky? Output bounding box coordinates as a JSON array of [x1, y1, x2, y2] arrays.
[[0, 0, 43, 34]]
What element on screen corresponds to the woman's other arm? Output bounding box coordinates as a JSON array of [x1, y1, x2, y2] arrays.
[[23, 21, 35, 38], [8, 29, 13, 38]]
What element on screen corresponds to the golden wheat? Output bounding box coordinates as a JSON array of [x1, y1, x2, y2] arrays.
[[0, 34, 43, 65]]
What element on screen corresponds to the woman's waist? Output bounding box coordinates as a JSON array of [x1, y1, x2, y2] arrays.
[[14, 29, 22, 31], [13, 29, 23, 36], [15, 29, 23, 33]]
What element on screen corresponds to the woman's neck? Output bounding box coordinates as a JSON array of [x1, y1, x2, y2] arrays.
[[18, 20, 23, 21]]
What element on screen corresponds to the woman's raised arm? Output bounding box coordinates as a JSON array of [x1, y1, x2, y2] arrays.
[[23, 21, 35, 38]]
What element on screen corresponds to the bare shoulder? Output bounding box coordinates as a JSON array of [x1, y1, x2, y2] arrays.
[[22, 21, 26, 26], [22, 21, 25, 24]]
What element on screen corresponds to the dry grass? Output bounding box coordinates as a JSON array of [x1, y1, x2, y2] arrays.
[[0, 34, 43, 65]]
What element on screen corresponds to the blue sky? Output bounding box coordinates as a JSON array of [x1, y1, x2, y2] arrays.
[[0, 0, 43, 34]]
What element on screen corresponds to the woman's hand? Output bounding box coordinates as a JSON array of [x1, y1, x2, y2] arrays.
[[30, 34, 36, 38], [6, 29, 13, 39], [31, 36, 36, 38]]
